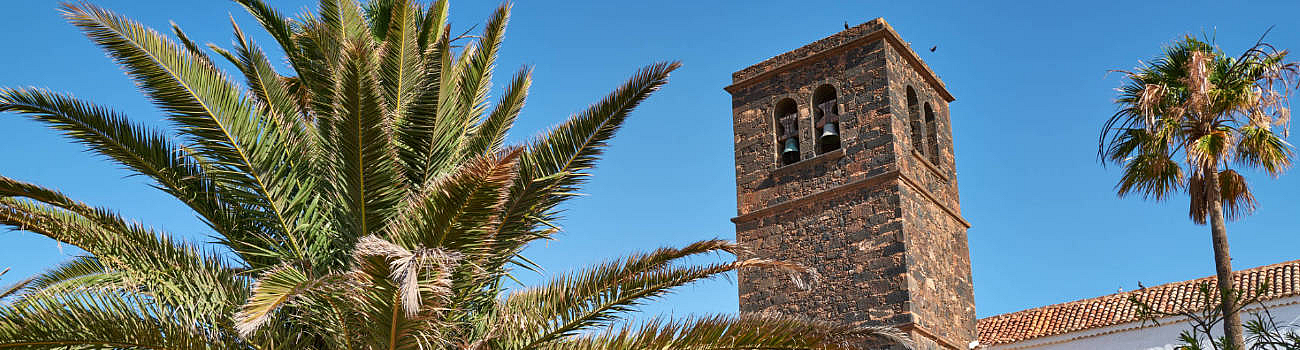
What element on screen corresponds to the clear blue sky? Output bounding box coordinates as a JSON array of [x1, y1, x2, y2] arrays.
[[2, 0, 1298, 320]]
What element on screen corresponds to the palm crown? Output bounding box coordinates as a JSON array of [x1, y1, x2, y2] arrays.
[[1102, 36, 1297, 222], [0, 1, 907, 349]]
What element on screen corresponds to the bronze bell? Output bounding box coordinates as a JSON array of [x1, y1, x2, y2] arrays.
[[819, 122, 840, 151], [782, 137, 800, 163]]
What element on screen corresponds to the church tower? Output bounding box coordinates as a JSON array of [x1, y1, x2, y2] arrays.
[[727, 19, 975, 350]]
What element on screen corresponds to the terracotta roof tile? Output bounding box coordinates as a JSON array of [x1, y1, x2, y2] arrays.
[[976, 260, 1300, 345]]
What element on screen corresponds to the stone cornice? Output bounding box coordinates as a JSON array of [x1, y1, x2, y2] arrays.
[[730, 170, 970, 228], [732, 170, 899, 224], [912, 150, 950, 183], [897, 169, 970, 228], [724, 18, 954, 103]]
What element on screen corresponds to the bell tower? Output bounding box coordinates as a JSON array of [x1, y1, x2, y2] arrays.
[[727, 19, 975, 350]]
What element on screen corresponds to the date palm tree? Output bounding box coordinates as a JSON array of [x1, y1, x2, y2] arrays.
[[0, 1, 908, 349], [1101, 35, 1299, 349]]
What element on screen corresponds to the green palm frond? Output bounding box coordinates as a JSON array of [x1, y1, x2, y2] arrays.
[[0, 197, 245, 321], [333, 0, 372, 44], [0, 88, 235, 237], [63, 2, 256, 176], [378, 0, 425, 119], [1103, 127, 1154, 164], [498, 240, 813, 350], [1236, 125, 1294, 176], [220, 26, 329, 266], [498, 239, 737, 320], [63, 3, 318, 265], [498, 62, 680, 252], [361, 0, 397, 40], [0, 175, 106, 218], [294, 6, 345, 120], [20, 256, 105, 292], [462, 67, 531, 158], [227, 20, 307, 128], [416, 0, 449, 52], [418, 38, 478, 181], [5, 256, 121, 300], [321, 32, 406, 242], [1187, 129, 1230, 169], [453, 4, 510, 143], [384, 148, 520, 253], [234, 263, 315, 336], [0, 197, 92, 246], [395, 28, 448, 186], [1116, 151, 1186, 201], [231, 0, 306, 76], [543, 314, 911, 350], [0, 177, 243, 320], [0, 291, 237, 350], [170, 22, 214, 67], [0, 272, 32, 301]]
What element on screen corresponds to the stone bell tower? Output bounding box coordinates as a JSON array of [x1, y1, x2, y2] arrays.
[[727, 19, 975, 350]]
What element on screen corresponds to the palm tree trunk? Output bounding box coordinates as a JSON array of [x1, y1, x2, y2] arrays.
[[1206, 168, 1244, 349]]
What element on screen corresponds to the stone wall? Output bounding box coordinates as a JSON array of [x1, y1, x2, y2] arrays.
[[899, 183, 975, 348], [736, 183, 909, 327]]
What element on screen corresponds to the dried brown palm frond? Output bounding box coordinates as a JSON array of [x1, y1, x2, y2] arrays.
[[353, 235, 460, 317]]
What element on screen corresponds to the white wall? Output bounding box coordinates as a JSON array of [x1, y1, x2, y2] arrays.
[[985, 296, 1300, 350]]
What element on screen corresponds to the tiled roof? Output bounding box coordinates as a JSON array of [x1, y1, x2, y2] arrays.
[[976, 260, 1300, 346]]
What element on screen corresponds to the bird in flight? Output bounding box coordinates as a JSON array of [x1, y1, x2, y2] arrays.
[[929, 45, 937, 52]]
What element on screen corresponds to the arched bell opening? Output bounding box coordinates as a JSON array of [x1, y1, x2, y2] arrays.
[[774, 98, 800, 166], [812, 84, 841, 154], [924, 102, 940, 165], [906, 86, 928, 156]]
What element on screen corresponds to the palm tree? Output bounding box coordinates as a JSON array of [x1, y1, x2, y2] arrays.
[[0, 1, 909, 349], [1101, 35, 1299, 349]]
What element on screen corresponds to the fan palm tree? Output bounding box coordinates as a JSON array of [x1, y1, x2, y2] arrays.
[[0, 1, 910, 349], [1101, 35, 1299, 349]]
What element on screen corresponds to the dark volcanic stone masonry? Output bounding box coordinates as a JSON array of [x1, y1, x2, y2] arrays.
[[726, 18, 975, 350]]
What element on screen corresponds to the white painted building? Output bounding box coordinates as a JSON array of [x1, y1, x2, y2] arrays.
[[976, 260, 1300, 349]]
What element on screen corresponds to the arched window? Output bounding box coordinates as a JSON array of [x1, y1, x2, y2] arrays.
[[924, 103, 940, 164], [812, 84, 841, 154], [906, 86, 928, 155], [774, 98, 800, 166]]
